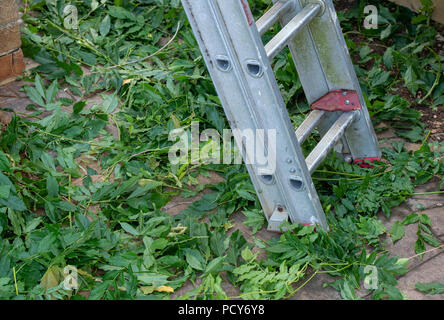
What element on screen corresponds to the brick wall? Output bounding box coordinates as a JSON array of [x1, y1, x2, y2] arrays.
[[0, 0, 25, 83]]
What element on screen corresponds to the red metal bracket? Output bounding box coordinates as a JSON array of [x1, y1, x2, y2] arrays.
[[353, 157, 380, 168], [311, 89, 362, 111]]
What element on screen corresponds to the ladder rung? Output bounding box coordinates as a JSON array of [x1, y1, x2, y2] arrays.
[[306, 112, 357, 174], [295, 109, 325, 145], [265, 3, 321, 60], [256, 0, 293, 36]]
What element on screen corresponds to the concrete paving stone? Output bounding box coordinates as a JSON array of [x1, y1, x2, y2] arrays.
[[396, 252, 444, 300], [378, 137, 421, 152], [163, 194, 206, 216], [421, 207, 444, 236], [162, 172, 224, 216], [289, 272, 341, 300], [407, 197, 443, 212], [379, 203, 443, 270]]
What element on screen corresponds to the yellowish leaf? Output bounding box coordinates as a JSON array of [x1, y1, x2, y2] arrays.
[[41, 266, 62, 290], [140, 285, 174, 294], [140, 286, 155, 294], [171, 114, 181, 129], [155, 285, 174, 293]]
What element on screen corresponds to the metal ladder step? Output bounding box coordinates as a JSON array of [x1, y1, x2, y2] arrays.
[[306, 111, 357, 174], [265, 3, 321, 60], [256, 0, 294, 36], [295, 109, 325, 145]]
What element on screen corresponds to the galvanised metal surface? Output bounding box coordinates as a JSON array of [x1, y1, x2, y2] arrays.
[[265, 3, 321, 60], [295, 109, 325, 145], [181, 0, 328, 231], [256, 0, 293, 36], [272, 0, 381, 161], [306, 111, 357, 174]]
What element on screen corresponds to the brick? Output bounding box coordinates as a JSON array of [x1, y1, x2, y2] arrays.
[[0, 0, 20, 26], [0, 49, 25, 82], [0, 23, 21, 55]]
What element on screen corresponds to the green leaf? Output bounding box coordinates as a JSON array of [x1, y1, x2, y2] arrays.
[[383, 47, 394, 69], [73, 101, 86, 114], [34, 74, 46, 100], [390, 221, 405, 243], [396, 258, 410, 268], [241, 247, 255, 262], [46, 176, 59, 198], [204, 256, 225, 275], [421, 233, 441, 247], [416, 282, 444, 295], [380, 24, 393, 40], [340, 280, 361, 300], [137, 273, 169, 287], [0, 151, 11, 172], [23, 217, 42, 234], [120, 222, 139, 236], [41, 266, 62, 291], [402, 213, 419, 225], [210, 230, 228, 257], [0, 185, 10, 199], [419, 214, 432, 227], [100, 15, 111, 37], [101, 94, 119, 113], [24, 85, 45, 106], [414, 238, 426, 255], [108, 6, 136, 20], [242, 210, 265, 234], [45, 80, 58, 104], [185, 249, 205, 271], [397, 126, 424, 143], [88, 280, 111, 300]]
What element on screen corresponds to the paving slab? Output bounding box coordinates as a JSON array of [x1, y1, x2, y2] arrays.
[[396, 252, 444, 300], [289, 272, 340, 300], [379, 202, 443, 271]]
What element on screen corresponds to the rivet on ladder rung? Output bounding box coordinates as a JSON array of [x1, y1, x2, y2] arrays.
[[265, 3, 321, 60], [256, 0, 294, 36], [305, 112, 357, 174]]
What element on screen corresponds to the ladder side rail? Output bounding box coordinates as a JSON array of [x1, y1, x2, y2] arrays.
[[217, 0, 328, 229], [181, 0, 282, 221], [182, 0, 329, 230], [272, 0, 380, 161]]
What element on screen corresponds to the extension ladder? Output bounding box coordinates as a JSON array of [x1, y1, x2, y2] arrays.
[[181, 0, 381, 232]]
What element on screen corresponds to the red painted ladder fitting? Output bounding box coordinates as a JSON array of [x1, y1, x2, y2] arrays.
[[311, 89, 361, 112]]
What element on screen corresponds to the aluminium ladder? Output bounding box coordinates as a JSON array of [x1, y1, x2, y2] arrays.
[[181, 0, 381, 232]]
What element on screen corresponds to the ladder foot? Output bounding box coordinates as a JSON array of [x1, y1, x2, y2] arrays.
[[267, 208, 289, 232]]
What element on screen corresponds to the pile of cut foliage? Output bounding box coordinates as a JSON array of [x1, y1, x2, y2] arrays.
[[0, 0, 442, 300]]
